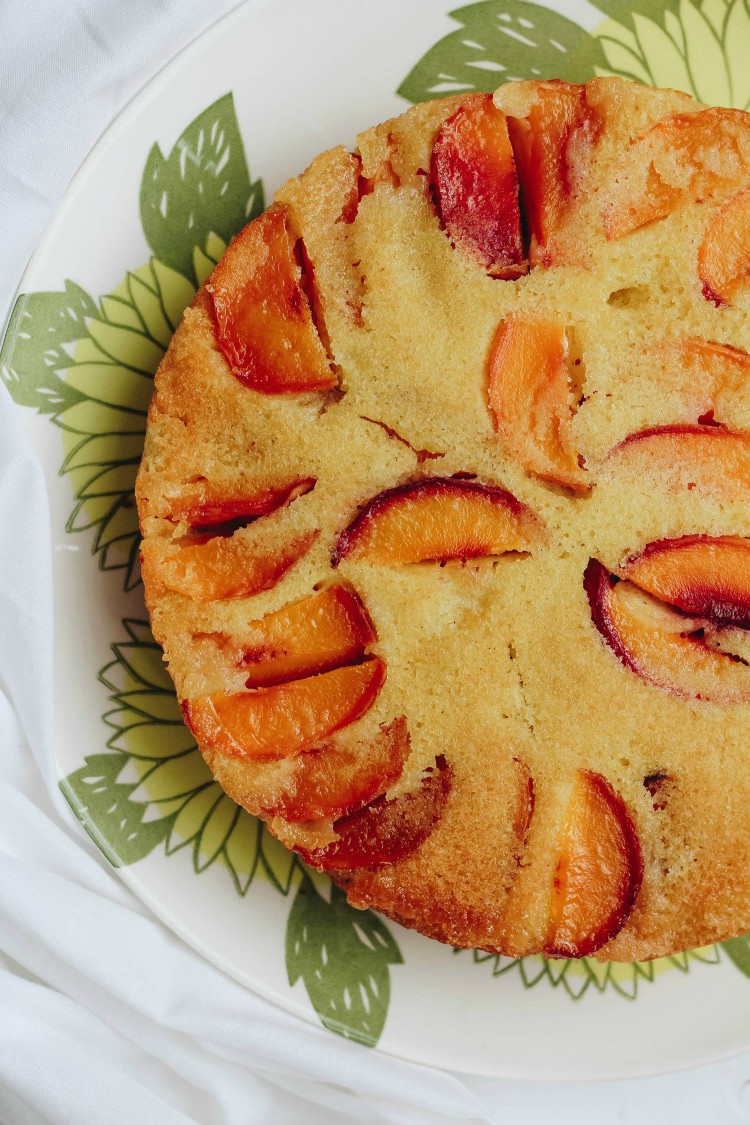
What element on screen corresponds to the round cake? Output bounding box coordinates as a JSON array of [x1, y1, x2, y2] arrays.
[[136, 76, 750, 961]]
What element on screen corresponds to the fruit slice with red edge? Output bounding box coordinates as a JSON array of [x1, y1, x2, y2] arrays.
[[206, 204, 336, 393], [183, 657, 386, 761], [152, 530, 316, 601], [512, 758, 535, 847], [649, 336, 750, 419], [502, 80, 602, 266], [545, 770, 643, 958], [240, 584, 376, 688], [605, 425, 750, 496], [622, 536, 750, 628], [603, 108, 750, 240], [430, 95, 526, 278], [487, 314, 587, 491], [298, 755, 452, 871], [167, 478, 315, 536], [584, 557, 750, 702], [332, 477, 544, 566], [699, 187, 750, 305], [259, 717, 410, 822]]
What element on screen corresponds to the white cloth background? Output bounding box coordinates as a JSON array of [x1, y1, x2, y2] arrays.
[[2, 2, 750, 1122]]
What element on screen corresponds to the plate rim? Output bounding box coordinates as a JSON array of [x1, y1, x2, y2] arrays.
[[7, 0, 750, 1082]]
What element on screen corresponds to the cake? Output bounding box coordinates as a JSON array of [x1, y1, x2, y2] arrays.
[[136, 77, 750, 961]]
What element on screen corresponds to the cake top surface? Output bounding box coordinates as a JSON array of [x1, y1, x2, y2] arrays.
[[137, 77, 750, 961]]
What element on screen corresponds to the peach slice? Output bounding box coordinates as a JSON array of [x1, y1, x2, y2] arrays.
[[650, 336, 750, 420], [154, 530, 316, 601], [430, 95, 526, 278], [622, 536, 750, 628], [603, 108, 750, 240], [240, 584, 376, 688], [545, 770, 643, 958], [512, 757, 535, 847], [167, 478, 315, 536], [584, 558, 750, 702], [259, 718, 410, 822], [298, 755, 452, 871], [487, 314, 587, 491], [183, 657, 386, 761], [332, 477, 543, 566], [207, 204, 336, 393], [605, 425, 750, 497], [504, 80, 602, 266], [334, 150, 366, 225], [699, 187, 750, 305]]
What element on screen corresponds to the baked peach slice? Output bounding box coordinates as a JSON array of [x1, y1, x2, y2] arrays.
[[298, 755, 452, 871], [430, 95, 526, 278], [151, 529, 316, 601], [603, 108, 750, 239], [166, 478, 315, 535], [649, 336, 750, 420], [545, 770, 643, 958], [183, 657, 386, 761], [240, 583, 376, 688], [259, 718, 410, 823], [512, 758, 535, 847], [206, 204, 336, 393], [699, 187, 750, 305], [487, 314, 587, 491], [584, 558, 750, 703], [502, 80, 602, 266], [622, 536, 750, 628], [332, 477, 544, 566], [605, 425, 750, 497]]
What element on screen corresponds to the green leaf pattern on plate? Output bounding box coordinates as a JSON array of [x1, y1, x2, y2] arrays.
[[2, 92, 258, 593], [594, 0, 750, 107], [0, 281, 93, 415], [287, 872, 403, 1046], [140, 93, 264, 283], [92, 617, 298, 895], [466, 944, 722, 999], [3, 20, 750, 1049], [398, 0, 605, 102]]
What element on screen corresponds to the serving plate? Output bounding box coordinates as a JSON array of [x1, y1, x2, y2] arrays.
[[4, 0, 750, 1079]]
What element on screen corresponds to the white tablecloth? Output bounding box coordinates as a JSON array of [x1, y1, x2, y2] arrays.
[[2, 2, 750, 1121]]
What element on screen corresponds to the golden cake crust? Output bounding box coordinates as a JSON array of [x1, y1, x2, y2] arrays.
[[137, 77, 750, 961]]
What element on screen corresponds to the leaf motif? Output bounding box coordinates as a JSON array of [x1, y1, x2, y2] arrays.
[[722, 933, 750, 975], [593, 0, 681, 20], [108, 721, 195, 760], [167, 784, 221, 852], [468, 941, 721, 998], [594, 0, 745, 110], [725, 0, 750, 109], [59, 752, 173, 866], [130, 751, 213, 804], [678, 0, 730, 105], [0, 283, 93, 414], [595, 20, 654, 84], [286, 872, 403, 1046], [700, 0, 728, 36], [50, 257, 198, 588], [109, 640, 173, 691], [259, 829, 298, 894], [397, 0, 606, 103], [223, 812, 264, 894], [61, 616, 293, 890], [631, 11, 692, 90], [140, 92, 264, 282], [3, 97, 265, 595], [195, 796, 240, 871]]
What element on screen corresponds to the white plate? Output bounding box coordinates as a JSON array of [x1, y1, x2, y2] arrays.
[[4, 0, 750, 1080]]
